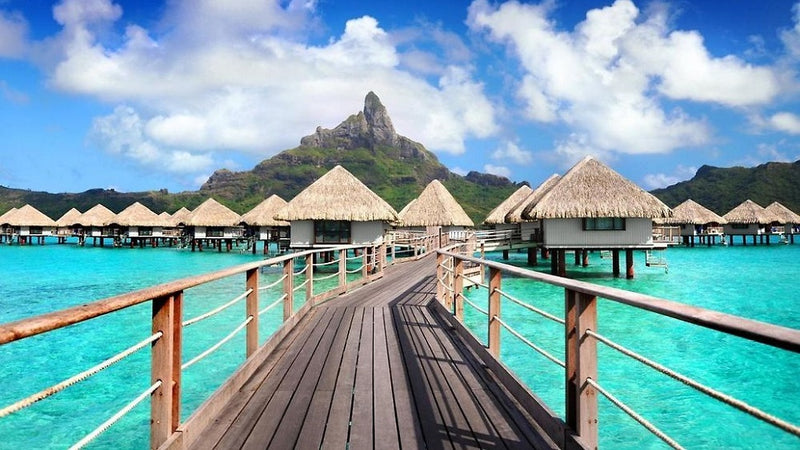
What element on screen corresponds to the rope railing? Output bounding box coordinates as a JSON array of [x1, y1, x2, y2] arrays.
[[182, 316, 253, 371], [439, 263, 454, 274], [495, 288, 565, 325], [182, 289, 252, 327], [586, 329, 800, 437], [258, 274, 287, 291], [437, 276, 454, 292], [292, 265, 309, 277], [292, 279, 310, 292], [345, 265, 365, 274], [585, 378, 684, 450], [68, 380, 163, 450], [494, 316, 565, 368], [312, 258, 340, 267], [345, 254, 363, 262], [462, 295, 488, 316], [258, 295, 286, 316], [0, 332, 163, 419], [314, 272, 340, 281]]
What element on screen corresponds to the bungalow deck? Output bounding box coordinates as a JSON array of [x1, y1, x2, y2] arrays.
[[189, 256, 556, 449]]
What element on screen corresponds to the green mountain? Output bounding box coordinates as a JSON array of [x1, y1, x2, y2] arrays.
[[0, 92, 522, 223], [651, 160, 800, 214]]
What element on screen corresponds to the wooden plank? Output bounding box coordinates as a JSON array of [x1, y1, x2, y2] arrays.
[[372, 306, 400, 449], [348, 307, 375, 449]]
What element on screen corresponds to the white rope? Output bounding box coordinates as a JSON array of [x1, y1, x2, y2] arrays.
[[0, 332, 162, 418], [495, 288, 565, 325], [292, 279, 310, 292], [345, 254, 363, 262], [182, 316, 253, 370], [472, 281, 490, 289], [463, 296, 488, 316], [346, 265, 365, 274], [68, 380, 163, 450], [437, 275, 454, 292], [312, 258, 340, 267], [314, 272, 340, 281], [258, 294, 287, 316], [182, 289, 252, 327], [586, 329, 800, 437], [292, 264, 309, 276], [585, 378, 684, 450], [258, 274, 287, 291], [494, 316, 565, 368], [439, 264, 454, 274]]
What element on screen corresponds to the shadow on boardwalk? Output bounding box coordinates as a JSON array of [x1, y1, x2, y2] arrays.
[[191, 256, 557, 449]]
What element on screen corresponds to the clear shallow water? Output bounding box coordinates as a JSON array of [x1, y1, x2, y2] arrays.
[[464, 242, 800, 449], [1, 240, 798, 449]]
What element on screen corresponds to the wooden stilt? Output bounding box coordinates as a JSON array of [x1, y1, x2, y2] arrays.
[[574, 250, 581, 266], [612, 249, 620, 277], [558, 250, 566, 277], [582, 250, 589, 267], [527, 247, 537, 266], [625, 249, 634, 279], [550, 250, 557, 275], [502, 249, 509, 260]]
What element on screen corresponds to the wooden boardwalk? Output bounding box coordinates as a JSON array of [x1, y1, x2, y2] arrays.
[[190, 256, 557, 449]]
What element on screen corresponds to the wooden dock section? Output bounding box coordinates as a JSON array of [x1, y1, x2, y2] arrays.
[[189, 256, 557, 449]]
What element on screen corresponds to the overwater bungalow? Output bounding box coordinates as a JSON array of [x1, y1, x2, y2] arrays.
[[507, 174, 562, 246], [662, 199, 726, 246], [397, 179, 474, 242], [0, 207, 18, 243], [763, 201, 800, 244], [54, 208, 83, 244], [170, 207, 191, 227], [181, 198, 243, 252], [239, 195, 290, 254], [0, 204, 57, 244], [275, 165, 399, 250], [722, 200, 771, 245], [522, 156, 672, 278], [107, 202, 170, 247], [75, 204, 118, 246], [482, 185, 533, 250]]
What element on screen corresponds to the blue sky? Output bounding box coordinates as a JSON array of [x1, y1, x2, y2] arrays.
[[0, 0, 798, 194]]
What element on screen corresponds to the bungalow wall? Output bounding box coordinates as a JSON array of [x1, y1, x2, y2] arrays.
[[542, 218, 652, 247], [191, 226, 241, 239], [520, 222, 541, 241], [290, 220, 386, 247], [126, 226, 165, 238], [17, 226, 55, 236], [723, 223, 760, 235]]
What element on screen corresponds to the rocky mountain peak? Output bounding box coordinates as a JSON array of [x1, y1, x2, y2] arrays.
[[363, 91, 395, 137]]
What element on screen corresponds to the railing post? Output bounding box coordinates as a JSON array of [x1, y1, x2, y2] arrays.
[[488, 267, 501, 357], [444, 257, 454, 310], [454, 257, 464, 321], [283, 257, 293, 320], [339, 249, 347, 288], [436, 252, 444, 303], [305, 253, 313, 304], [379, 242, 386, 273], [362, 246, 369, 279], [565, 288, 598, 449], [151, 292, 182, 447], [245, 268, 259, 357]]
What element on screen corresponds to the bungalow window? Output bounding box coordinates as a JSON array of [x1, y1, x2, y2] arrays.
[[583, 217, 625, 231], [29, 226, 42, 235], [730, 223, 749, 229], [139, 227, 153, 236], [207, 227, 224, 237], [315, 220, 351, 244]]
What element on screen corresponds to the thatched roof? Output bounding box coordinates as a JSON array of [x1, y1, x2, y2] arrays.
[[723, 200, 770, 224], [508, 174, 561, 223], [184, 198, 241, 227], [158, 212, 172, 222], [275, 165, 398, 222], [663, 199, 726, 225], [77, 204, 116, 227], [55, 208, 83, 227], [398, 199, 417, 218], [0, 207, 18, 225], [109, 202, 166, 227], [525, 156, 672, 219], [240, 195, 290, 227], [170, 207, 191, 226], [399, 180, 474, 227], [483, 185, 533, 224], [764, 202, 800, 224], [5, 204, 56, 227]]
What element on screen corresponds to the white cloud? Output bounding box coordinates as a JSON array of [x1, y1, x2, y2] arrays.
[[0, 80, 28, 104], [643, 164, 697, 189], [468, 0, 785, 159], [0, 10, 28, 58], [769, 112, 800, 134], [780, 2, 800, 59], [491, 141, 533, 165], [483, 164, 511, 178], [40, 0, 497, 177]]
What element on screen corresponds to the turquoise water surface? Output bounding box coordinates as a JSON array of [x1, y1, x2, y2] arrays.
[[0, 240, 798, 449]]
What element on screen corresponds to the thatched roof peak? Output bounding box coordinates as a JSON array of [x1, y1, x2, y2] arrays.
[[109, 202, 166, 227], [240, 195, 290, 227], [170, 207, 191, 226], [764, 202, 800, 224], [399, 180, 474, 227], [510, 174, 561, 222], [526, 156, 671, 219], [55, 208, 83, 227], [4, 204, 56, 227], [483, 185, 533, 225], [0, 207, 19, 224], [185, 198, 241, 227], [664, 199, 726, 225], [77, 204, 117, 227], [275, 165, 398, 222], [723, 199, 770, 224]]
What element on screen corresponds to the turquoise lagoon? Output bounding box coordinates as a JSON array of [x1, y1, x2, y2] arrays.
[[0, 240, 798, 449]]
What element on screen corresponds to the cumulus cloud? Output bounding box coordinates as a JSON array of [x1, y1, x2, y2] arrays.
[[491, 141, 533, 165], [40, 0, 497, 179], [468, 0, 785, 159], [643, 164, 697, 189], [483, 164, 511, 178], [0, 10, 28, 58], [780, 2, 800, 59], [768, 112, 800, 134]]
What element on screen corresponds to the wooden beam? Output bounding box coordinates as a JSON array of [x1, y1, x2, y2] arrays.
[[565, 288, 598, 448], [454, 257, 464, 321], [488, 267, 502, 357], [283, 258, 294, 321], [245, 269, 259, 357]]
